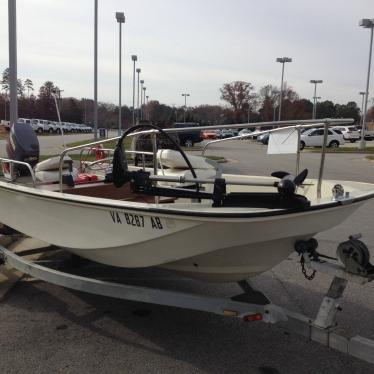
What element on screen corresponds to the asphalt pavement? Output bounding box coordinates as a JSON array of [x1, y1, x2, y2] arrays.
[[1, 139, 374, 374]]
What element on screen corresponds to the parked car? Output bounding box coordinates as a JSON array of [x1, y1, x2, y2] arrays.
[[219, 129, 236, 139], [238, 129, 253, 137], [172, 122, 203, 147], [259, 133, 270, 145], [332, 126, 360, 143], [257, 132, 269, 142], [359, 128, 374, 141], [202, 129, 218, 140], [300, 128, 345, 150]]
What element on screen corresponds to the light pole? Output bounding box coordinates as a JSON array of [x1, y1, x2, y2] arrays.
[[310, 80, 323, 119], [276, 57, 292, 121], [145, 95, 149, 121], [182, 93, 190, 123], [82, 98, 87, 124], [131, 55, 137, 126], [359, 91, 366, 127], [140, 80, 144, 121], [94, 0, 98, 140], [313, 96, 321, 118], [8, 0, 18, 126], [142, 87, 146, 121], [359, 19, 374, 149], [115, 12, 125, 136], [136, 68, 141, 123]]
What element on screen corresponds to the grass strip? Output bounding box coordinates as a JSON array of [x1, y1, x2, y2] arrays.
[[309, 146, 374, 154]]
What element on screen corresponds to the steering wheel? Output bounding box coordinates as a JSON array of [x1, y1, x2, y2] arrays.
[[112, 124, 198, 188]]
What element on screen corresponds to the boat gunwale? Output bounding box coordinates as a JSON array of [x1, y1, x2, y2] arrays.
[[0, 179, 373, 220]]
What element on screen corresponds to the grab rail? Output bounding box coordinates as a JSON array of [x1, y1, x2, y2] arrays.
[[58, 118, 353, 193], [0, 157, 37, 186], [202, 119, 353, 200]]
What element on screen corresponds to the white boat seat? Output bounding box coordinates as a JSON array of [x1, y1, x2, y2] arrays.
[[34, 155, 73, 172], [157, 149, 217, 170], [35, 168, 79, 183], [34, 156, 78, 183], [156, 149, 220, 190]]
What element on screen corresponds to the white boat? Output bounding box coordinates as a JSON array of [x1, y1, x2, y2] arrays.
[[1, 120, 374, 282]]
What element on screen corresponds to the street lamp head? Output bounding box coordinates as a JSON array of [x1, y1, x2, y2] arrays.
[[359, 91, 366, 95], [359, 19, 374, 28], [136, 68, 141, 73], [131, 55, 137, 61], [143, 87, 146, 91], [115, 12, 125, 23], [310, 80, 323, 84], [276, 57, 292, 63], [140, 80, 144, 84]]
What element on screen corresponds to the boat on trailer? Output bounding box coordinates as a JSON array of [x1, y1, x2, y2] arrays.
[[2, 118, 374, 364], [0, 119, 374, 282]]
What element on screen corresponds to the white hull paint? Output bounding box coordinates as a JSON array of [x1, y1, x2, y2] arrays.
[[0, 178, 372, 282]]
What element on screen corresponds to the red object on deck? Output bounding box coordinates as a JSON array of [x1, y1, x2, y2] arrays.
[[75, 174, 99, 184]]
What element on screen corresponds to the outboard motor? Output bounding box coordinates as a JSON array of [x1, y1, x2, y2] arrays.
[[6, 122, 40, 176]]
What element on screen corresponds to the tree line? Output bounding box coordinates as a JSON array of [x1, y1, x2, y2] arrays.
[[1, 67, 373, 129]]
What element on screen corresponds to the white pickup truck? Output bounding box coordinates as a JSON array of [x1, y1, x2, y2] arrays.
[[31, 119, 48, 133]]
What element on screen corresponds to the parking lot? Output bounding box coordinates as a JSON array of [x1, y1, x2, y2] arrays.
[[1, 139, 374, 373]]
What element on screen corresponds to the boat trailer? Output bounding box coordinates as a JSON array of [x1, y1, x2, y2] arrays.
[[0, 237, 374, 365]]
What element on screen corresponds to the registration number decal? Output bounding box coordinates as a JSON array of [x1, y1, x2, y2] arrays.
[[109, 211, 163, 230]]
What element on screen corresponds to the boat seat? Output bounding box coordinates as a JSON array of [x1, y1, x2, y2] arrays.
[[156, 149, 220, 190], [157, 149, 217, 170], [34, 156, 78, 183]]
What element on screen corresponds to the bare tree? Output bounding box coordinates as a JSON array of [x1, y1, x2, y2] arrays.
[[220, 81, 257, 111], [220, 81, 257, 122]]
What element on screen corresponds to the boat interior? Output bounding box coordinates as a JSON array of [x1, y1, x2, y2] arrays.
[[1, 120, 370, 210]]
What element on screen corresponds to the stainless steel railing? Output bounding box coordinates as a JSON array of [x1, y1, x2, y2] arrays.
[[58, 118, 354, 197], [0, 157, 37, 186]]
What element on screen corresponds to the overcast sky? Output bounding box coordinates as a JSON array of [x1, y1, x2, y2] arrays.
[[0, 0, 373, 108]]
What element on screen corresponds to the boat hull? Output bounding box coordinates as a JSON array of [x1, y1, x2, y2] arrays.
[[0, 180, 367, 282]]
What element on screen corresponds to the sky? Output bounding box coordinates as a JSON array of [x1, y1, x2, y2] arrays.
[[0, 0, 373, 108]]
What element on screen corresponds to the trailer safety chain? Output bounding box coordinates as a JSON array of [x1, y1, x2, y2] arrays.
[[300, 255, 316, 281]]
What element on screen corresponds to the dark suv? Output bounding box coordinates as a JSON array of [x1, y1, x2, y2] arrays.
[[172, 122, 203, 147]]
